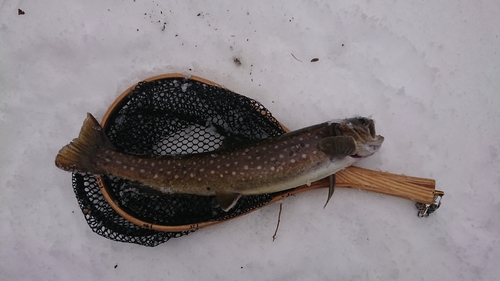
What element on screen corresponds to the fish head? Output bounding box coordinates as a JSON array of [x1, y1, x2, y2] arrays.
[[336, 117, 384, 158]]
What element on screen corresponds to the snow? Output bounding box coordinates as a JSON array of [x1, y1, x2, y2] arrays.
[[1, 0, 499, 280]]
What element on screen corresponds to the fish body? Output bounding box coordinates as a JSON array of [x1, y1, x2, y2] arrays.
[[55, 113, 384, 210]]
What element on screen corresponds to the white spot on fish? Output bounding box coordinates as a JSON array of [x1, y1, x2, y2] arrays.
[[190, 173, 195, 178], [153, 174, 158, 179], [279, 154, 284, 159], [199, 168, 205, 172], [244, 165, 249, 170], [220, 174, 224, 178], [313, 151, 317, 154], [151, 163, 155, 167], [302, 154, 307, 158], [105, 158, 111, 162], [140, 169, 145, 173], [232, 171, 236, 175], [116, 160, 122, 164], [290, 159, 296, 163], [257, 166, 262, 170], [130, 167, 135, 171], [270, 166, 275, 171], [274, 145, 279, 149], [305, 144, 310, 148], [211, 170, 215, 174], [174, 175, 179, 179], [225, 163, 230, 167]]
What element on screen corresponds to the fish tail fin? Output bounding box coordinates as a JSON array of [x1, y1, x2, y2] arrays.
[[55, 113, 112, 174]]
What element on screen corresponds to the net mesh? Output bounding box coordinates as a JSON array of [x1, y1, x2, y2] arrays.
[[72, 77, 287, 247]]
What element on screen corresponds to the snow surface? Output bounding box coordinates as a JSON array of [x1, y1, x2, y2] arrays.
[[1, 1, 499, 280]]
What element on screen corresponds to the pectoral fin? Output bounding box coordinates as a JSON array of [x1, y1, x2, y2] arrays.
[[323, 174, 336, 208], [319, 136, 357, 160], [215, 191, 242, 212]]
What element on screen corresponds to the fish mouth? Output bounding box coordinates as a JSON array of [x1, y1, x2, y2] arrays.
[[352, 135, 385, 158], [368, 120, 377, 139], [337, 117, 384, 158]]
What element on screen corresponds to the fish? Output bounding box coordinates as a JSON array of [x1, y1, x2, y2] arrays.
[[55, 113, 384, 211]]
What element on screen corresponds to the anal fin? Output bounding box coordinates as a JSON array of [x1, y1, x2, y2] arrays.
[[323, 174, 336, 209], [215, 191, 242, 212]]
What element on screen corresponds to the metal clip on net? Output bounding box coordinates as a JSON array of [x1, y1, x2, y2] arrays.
[[416, 191, 444, 217]]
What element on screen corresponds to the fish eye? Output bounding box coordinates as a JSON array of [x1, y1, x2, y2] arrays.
[[357, 118, 369, 126]]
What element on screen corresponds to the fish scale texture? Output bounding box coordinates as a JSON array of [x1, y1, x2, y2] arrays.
[[72, 77, 286, 246]]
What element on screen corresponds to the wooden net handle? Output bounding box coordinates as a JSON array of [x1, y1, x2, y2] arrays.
[[268, 166, 436, 205], [335, 166, 436, 203]]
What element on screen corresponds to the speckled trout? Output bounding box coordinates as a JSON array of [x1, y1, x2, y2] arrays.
[[55, 113, 384, 211]]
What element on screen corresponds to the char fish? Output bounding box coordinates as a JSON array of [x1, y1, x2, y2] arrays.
[[55, 113, 384, 211]]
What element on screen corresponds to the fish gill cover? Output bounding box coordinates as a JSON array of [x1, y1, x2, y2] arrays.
[[72, 76, 286, 246]]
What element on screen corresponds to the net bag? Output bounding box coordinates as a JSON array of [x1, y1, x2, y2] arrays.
[[73, 74, 290, 246]]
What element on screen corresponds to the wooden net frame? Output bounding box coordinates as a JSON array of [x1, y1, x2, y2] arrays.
[[95, 73, 441, 232]]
